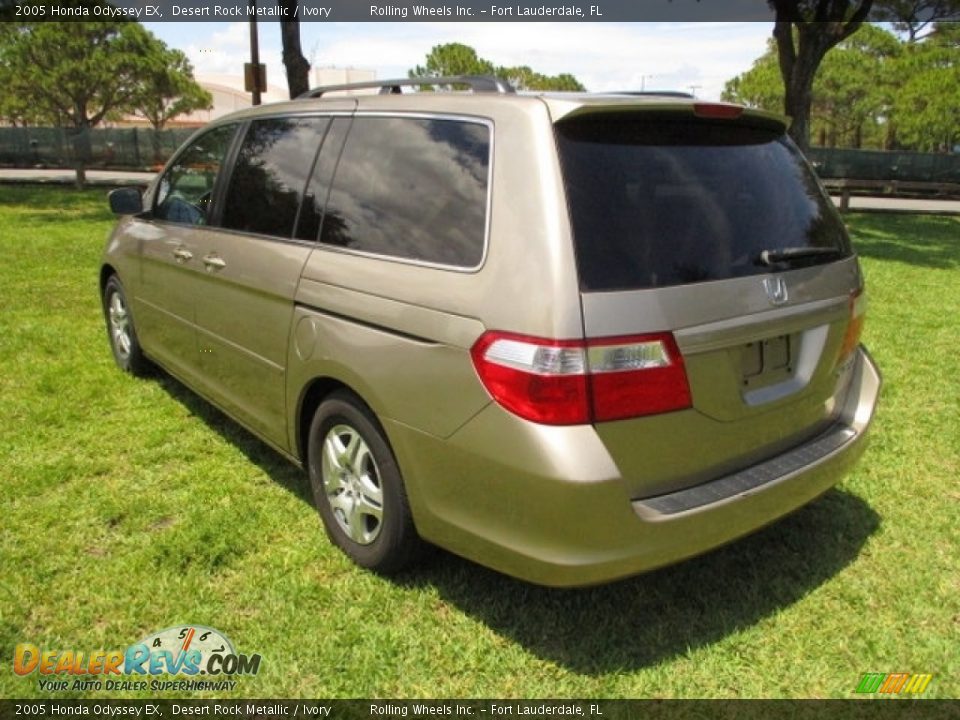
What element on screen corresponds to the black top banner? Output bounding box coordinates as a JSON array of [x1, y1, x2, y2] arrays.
[[0, 0, 842, 23], [3, 0, 959, 22]]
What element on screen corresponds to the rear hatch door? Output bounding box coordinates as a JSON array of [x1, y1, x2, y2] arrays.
[[554, 106, 863, 499]]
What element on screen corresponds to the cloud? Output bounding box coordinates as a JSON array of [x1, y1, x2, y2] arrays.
[[148, 21, 772, 101]]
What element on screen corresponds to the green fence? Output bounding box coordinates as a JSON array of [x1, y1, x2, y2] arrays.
[[1, 127, 959, 182], [0, 126, 198, 170], [806, 147, 960, 183]]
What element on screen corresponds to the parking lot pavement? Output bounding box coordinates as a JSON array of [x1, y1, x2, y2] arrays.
[[0, 168, 155, 185], [829, 194, 960, 214]]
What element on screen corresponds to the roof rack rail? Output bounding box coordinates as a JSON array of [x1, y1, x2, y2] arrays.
[[299, 75, 516, 99]]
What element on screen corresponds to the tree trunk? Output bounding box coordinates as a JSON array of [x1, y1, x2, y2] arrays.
[[149, 119, 163, 165], [785, 75, 815, 151], [774, 22, 824, 153], [770, 2, 874, 153], [885, 123, 897, 151], [279, 12, 310, 98], [68, 125, 90, 189]]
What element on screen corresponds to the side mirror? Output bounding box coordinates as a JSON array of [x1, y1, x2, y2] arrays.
[[108, 187, 144, 216]]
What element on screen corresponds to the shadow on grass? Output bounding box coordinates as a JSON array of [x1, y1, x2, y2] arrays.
[[150, 368, 879, 675], [846, 212, 960, 269], [152, 372, 313, 507], [403, 489, 878, 674]]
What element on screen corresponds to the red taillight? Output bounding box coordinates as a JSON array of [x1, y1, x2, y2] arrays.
[[588, 334, 693, 421], [693, 102, 743, 120], [838, 287, 867, 364], [470, 331, 692, 426], [469, 333, 589, 425]]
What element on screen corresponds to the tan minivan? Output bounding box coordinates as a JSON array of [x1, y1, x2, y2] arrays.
[[102, 77, 880, 586]]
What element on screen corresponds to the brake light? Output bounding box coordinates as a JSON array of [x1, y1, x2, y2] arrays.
[[470, 331, 692, 425], [838, 287, 867, 364], [693, 103, 743, 120]]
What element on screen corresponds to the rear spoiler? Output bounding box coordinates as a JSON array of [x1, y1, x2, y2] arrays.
[[544, 97, 787, 133]]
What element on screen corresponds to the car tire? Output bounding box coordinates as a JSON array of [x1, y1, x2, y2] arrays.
[[307, 390, 424, 574], [103, 275, 151, 376]]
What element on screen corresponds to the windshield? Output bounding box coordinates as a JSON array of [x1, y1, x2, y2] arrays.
[[555, 115, 852, 292]]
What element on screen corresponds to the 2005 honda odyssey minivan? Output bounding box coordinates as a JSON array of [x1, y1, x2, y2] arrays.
[[101, 76, 880, 586]]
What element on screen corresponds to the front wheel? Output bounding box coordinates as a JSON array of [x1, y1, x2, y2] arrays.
[[307, 390, 424, 574], [102, 275, 150, 376]]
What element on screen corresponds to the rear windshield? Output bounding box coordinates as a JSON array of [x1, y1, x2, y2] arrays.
[[555, 115, 851, 292]]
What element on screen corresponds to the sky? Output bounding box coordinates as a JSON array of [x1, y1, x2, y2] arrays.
[[143, 22, 776, 101]]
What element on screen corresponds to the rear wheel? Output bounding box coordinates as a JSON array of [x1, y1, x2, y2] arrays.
[[307, 390, 424, 573], [102, 275, 150, 376]]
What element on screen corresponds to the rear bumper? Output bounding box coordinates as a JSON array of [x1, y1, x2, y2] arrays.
[[389, 346, 881, 587]]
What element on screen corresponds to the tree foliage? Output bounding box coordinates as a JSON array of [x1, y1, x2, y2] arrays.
[[498, 66, 585, 92], [411, 43, 495, 79], [871, 0, 960, 41], [724, 21, 958, 151], [0, 18, 209, 186], [409, 43, 585, 92], [724, 24, 902, 148], [893, 23, 960, 150], [133, 45, 212, 132]]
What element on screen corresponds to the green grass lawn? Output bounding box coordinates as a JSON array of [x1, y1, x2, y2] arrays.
[[0, 185, 957, 699]]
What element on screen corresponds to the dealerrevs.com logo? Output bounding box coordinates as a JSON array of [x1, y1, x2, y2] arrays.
[[14, 625, 262, 693]]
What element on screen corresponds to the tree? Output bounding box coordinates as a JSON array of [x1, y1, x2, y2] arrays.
[[278, 5, 310, 98], [410, 43, 496, 82], [871, 0, 960, 41], [893, 22, 960, 150], [0, 19, 164, 187], [768, 0, 875, 150], [496, 66, 586, 92], [132, 44, 212, 161], [723, 20, 960, 151], [723, 27, 900, 148], [721, 40, 783, 112], [806, 23, 900, 147], [409, 43, 585, 92]]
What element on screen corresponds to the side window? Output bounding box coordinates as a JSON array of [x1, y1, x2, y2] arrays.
[[295, 118, 350, 242], [154, 124, 236, 225], [221, 117, 331, 238], [321, 117, 490, 268]]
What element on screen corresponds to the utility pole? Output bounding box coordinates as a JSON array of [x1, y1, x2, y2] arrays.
[[687, 85, 701, 98]]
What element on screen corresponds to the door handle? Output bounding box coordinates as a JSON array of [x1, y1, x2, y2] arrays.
[[172, 247, 193, 262], [203, 254, 226, 270]]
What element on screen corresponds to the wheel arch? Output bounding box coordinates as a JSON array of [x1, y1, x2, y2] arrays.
[[296, 376, 355, 467], [99, 263, 118, 296]]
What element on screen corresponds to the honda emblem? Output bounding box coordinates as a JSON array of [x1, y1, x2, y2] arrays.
[[763, 277, 789, 305]]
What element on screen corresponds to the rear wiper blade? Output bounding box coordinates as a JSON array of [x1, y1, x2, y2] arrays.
[[756, 247, 846, 267]]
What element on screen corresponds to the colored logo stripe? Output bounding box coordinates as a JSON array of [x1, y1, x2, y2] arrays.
[[855, 673, 933, 694]]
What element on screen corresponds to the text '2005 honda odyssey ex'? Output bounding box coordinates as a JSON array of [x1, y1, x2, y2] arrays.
[[101, 76, 880, 586]]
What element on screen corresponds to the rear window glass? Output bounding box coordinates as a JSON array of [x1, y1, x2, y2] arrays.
[[555, 116, 851, 291], [320, 116, 490, 268]]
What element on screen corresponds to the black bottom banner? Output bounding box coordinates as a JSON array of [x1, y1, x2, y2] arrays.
[[2, 699, 959, 720]]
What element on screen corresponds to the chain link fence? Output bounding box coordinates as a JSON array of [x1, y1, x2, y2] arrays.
[[0, 126, 198, 170], [805, 147, 960, 183], [1, 127, 959, 182]]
